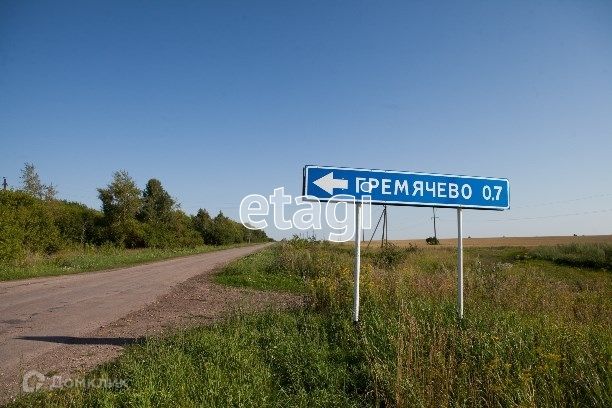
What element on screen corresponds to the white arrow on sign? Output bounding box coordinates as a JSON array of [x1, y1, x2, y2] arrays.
[[313, 172, 348, 195]]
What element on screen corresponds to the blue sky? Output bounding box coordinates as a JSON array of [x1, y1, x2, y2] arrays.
[[2, 1, 611, 240]]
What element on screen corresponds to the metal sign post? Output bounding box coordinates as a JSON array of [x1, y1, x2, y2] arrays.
[[353, 202, 362, 323], [457, 208, 463, 319], [302, 165, 510, 321]]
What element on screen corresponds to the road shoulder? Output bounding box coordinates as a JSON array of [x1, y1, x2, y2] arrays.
[[1, 251, 302, 405]]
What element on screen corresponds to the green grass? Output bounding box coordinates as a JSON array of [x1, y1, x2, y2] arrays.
[[0, 244, 248, 282], [10, 239, 612, 407], [214, 248, 307, 293], [11, 311, 368, 407], [466, 243, 612, 271], [528, 243, 612, 270]]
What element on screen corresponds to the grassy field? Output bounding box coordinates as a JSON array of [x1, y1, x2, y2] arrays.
[[0, 244, 247, 282], [10, 239, 611, 407], [391, 234, 612, 248]]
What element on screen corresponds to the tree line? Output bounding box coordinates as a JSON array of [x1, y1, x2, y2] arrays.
[[0, 164, 271, 263]]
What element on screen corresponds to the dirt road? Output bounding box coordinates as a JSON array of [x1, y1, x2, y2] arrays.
[[0, 244, 301, 403]]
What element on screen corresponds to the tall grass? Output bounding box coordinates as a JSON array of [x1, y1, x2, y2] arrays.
[[526, 243, 612, 270], [10, 239, 611, 407], [357, 263, 610, 406]]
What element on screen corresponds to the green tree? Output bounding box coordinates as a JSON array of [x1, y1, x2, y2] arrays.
[[193, 208, 271, 246], [139, 179, 175, 224], [168, 210, 203, 248], [192, 208, 214, 244], [138, 178, 199, 248], [241, 224, 272, 243], [97, 171, 143, 248], [210, 211, 242, 245], [135, 179, 204, 248], [20, 163, 56, 200]]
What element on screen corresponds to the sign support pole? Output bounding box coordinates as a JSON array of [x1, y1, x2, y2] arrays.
[[457, 208, 464, 319], [303, 165, 510, 323], [353, 202, 362, 323]]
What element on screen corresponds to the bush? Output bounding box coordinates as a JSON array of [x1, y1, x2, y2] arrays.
[[426, 236, 440, 245], [0, 190, 61, 262], [0, 206, 25, 262], [370, 242, 416, 269], [49, 200, 103, 246]]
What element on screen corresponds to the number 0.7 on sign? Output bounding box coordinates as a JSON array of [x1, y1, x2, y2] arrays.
[[303, 165, 509, 210]]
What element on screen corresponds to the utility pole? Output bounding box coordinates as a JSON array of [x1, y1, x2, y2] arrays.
[[431, 207, 439, 240], [2, 177, 7, 190], [381, 205, 388, 247], [381, 207, 385, 247], [367, 207, 385, 249], [385, 206, 388, 245]]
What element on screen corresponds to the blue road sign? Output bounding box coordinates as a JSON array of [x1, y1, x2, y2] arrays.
[[303, 165, 510, 210]]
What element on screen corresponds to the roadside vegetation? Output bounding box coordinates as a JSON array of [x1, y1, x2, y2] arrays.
[[12, 238, 611, 407], [0, 244, 247, 282], [0, 164, 271, 281]]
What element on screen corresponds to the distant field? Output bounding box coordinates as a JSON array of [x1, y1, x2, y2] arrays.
[[389, 234, 612, 247]]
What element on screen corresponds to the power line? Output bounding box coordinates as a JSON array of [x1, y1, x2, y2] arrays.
[[428, 208, 612, 223], [512, 193, 612, 209], [484, 208, 612, 222], [373, 192, 612, 223], [393, 207, 612, 229], [390, 220, 431, 232], [431, 208, 612, 223]]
